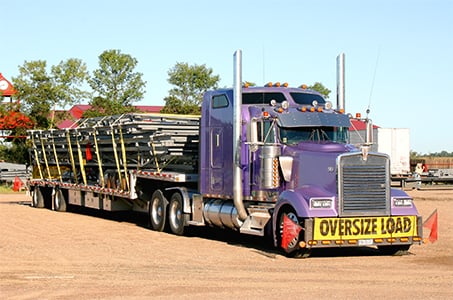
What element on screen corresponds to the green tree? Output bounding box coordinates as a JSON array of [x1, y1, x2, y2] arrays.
[[12, 59, 90, 128], [85, 49, 146, 117], [52, 58, 91, 110], [308, 82, 331, 99], [161, 62, 220, 114], [0, 142, 28, 164]]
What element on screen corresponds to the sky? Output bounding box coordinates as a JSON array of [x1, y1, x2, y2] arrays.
[[2, 0, 452, 154]]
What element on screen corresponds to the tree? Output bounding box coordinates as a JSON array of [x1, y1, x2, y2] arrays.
[[308, 82, 331, 99], [52, 58, 91, 110], [161, 62, 220, 114], [85, 50, 146, 117], [12, 59, 90, 129]]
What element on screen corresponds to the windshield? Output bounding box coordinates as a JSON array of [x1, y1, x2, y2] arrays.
[[290, 92, 326, 105], [279, 126, 349, 145]]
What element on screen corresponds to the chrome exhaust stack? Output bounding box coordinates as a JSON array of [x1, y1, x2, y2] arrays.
[[233, 50, 248, 221], [336, 53, 345, 112]]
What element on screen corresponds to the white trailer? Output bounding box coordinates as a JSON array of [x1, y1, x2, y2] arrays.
[[349, 121, 410, 175], [377, 128, 410, 175]]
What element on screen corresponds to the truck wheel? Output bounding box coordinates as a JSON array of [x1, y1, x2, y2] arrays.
[[149, 190, 167, 232], [168, 192, 185, 236], [32, 187, 45, 208], [53, 189, 67, 212], [378, 245, 410, 256], [277, 208, 310, 258]]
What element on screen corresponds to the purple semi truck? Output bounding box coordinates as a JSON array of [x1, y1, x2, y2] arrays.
[[28, 51, 422, 257]]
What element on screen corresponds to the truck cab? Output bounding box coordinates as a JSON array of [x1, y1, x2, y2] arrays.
[[199, 83, 422, 257]]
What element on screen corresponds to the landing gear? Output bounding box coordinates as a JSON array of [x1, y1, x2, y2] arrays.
[[277, 207, 311, 258], [149, 190, 167, 232]]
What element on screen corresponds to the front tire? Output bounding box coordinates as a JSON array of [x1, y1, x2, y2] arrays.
[[277, 207, 310, 258], [149, 190, 167, 232], [168, 192, 185, 236]]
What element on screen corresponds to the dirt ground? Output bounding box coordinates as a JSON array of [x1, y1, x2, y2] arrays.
[[1, 189, 452, 299]]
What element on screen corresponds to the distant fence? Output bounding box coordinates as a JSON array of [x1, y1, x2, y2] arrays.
[[411, 157, 453, 169], [0, 163, 30, 187], [0, 169, 30, 183]]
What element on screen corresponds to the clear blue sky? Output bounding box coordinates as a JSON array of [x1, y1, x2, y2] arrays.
[[2, 0, 452, 154]]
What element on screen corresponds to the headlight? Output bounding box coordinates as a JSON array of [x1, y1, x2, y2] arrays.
[[310, 198, 333, 209], [393, 198, 413, 207]]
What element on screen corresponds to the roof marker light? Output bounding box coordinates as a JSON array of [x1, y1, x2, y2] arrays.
[[274, 82, 281, 87], [317, 107, 323, 112], [356, 113, 362, 119], [265, 82, 273, 87], [301, 107, 307, 112], [310, 107, 315, 112], [300, 84, 307, 89], [282, 82, 289, 87]]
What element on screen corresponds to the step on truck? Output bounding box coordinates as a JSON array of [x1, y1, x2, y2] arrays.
[[28, 51, 423, 258]]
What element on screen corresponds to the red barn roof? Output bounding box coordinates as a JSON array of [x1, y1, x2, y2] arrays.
[[57, 104, 164, 129], [349, 119, 380, 131]]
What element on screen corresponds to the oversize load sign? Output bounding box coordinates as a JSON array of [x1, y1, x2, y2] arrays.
[[313, 216, 418, 240]]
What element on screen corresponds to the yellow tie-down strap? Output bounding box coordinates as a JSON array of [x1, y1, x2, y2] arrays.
[[313, 216, 418, 240]]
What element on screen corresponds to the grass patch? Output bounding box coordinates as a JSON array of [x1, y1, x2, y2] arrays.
[[0, 184, 25, 194]]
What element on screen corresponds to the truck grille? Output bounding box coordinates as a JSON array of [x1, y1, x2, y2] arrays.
[[338, 152, 390, 216]]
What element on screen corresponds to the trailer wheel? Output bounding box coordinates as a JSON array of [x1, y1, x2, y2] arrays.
[[53, 189, 67, 212], [168, 192, 185, 236], [32, 187, 45, 208], [378, 245, 410, 256], [149, 190, 167, 232], [277, 207, 310, 258]]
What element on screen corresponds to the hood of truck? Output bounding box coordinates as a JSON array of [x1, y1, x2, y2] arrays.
[[282, 142, 356, 194]]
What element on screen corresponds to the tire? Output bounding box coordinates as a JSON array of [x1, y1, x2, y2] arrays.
[[168, 192, 185, 236], [32, 187, 45, 208], [149, 190, 167, 232], [378, 245, 411, 256], [53, 189, 67, 212], [277, 207, 310, 258]]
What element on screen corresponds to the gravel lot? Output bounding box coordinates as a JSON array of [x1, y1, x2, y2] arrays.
[[1, 190, 452, 299]]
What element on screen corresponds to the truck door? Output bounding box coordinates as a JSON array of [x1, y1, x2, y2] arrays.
[[208, 94, 233, 194]]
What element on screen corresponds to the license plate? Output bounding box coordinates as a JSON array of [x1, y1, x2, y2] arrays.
[[358, 239, 373, 246]]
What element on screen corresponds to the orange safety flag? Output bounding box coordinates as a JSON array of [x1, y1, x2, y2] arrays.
[[281, 214, 302, 250], [85, 142, 93, 161], [423, 209, 438, 243]]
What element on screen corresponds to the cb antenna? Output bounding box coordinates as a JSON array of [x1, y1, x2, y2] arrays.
[[367, 47, 381, 119]]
